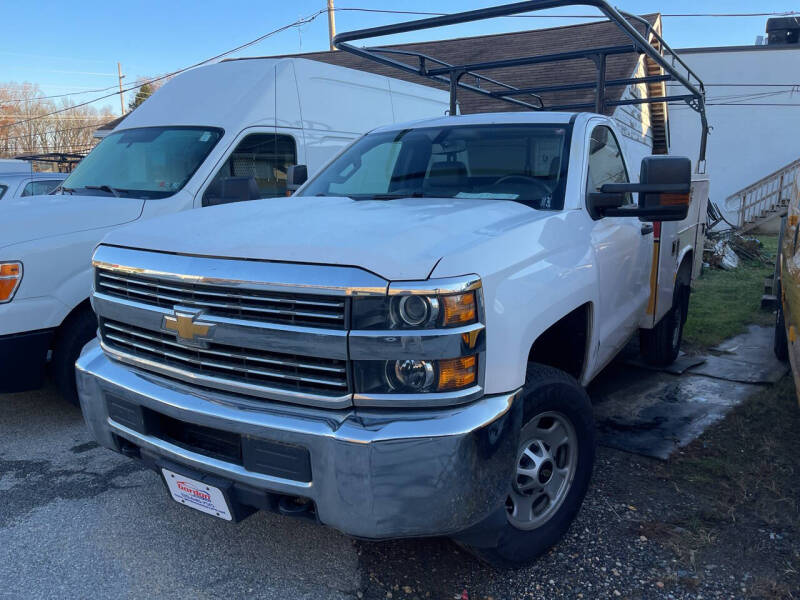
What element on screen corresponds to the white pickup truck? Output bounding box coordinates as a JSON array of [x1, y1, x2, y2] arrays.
[[0, 57, 448, 402], [76, 109, 704, 566]]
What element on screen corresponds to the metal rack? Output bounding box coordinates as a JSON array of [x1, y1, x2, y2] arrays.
[[333, 0, 709, 165], [14, 152, 85, 172]]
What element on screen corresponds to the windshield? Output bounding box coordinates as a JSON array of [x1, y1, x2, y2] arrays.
[[61, 126, 222, 199], [299, 124, 571, 210]]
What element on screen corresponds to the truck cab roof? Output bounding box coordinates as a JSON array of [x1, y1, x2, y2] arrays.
[[370, 111, 599, 135]]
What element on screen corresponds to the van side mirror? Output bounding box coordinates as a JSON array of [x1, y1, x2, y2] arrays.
[[587, 156, 692, 222], [286, 165, 308, 193]]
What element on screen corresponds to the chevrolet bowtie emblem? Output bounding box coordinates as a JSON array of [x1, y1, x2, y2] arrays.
[[162, 307, 215, 347]]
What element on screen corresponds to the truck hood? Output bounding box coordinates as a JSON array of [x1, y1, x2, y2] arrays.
[[0, 194, 144, 250], [102, 196, 545, 281]]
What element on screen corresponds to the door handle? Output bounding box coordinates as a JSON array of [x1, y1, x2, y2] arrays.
[[641, 224, 654, 236]]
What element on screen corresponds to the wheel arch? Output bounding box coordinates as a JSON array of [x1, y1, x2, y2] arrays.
[[526, 302, 593, 382], [676, 248, 693, 286], [51, 297, 94, 348]]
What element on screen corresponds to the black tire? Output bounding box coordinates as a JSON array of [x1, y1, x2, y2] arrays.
[[774, 281, 789, 362], [640, 282, 689, 366], [52, 306, 97, 405], [464, 363, 595, 569]]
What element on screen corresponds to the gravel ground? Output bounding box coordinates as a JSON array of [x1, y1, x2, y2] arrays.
[[1, 379, 797, 600]]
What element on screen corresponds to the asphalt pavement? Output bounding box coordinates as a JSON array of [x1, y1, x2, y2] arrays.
[[0, 380, 774, 600]]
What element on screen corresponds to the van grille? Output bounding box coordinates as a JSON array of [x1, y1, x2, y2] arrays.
[[99, 318, 349, 397], [95, 269, 347, 329]]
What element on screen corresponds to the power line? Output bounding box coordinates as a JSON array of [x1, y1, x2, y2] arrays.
[[1, 84, 123, 103], [1, 123, 109, 144], [0, 9, 328, 131], [335, 7, 800, 19]]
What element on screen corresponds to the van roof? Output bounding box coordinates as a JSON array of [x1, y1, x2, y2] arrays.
[[114, 57, 449, 136]]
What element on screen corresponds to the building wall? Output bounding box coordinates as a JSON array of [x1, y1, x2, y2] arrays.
[[613, 56, 655, 182], [667, 46, 800, 220]]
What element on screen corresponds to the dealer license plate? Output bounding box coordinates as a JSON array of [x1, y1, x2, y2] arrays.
[[162, 468, 232, 521]]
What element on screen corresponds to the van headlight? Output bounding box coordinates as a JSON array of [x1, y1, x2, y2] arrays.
[[0, 261, 23, 303]]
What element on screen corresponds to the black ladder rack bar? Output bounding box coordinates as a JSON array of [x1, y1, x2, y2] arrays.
[[423, 44, 636, 77], [489, 74, 673, 98], [333, 0, 709, 165], [372, 47, 544, 109]]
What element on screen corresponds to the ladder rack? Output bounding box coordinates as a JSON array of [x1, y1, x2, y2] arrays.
[[333, 0, 709, 165]]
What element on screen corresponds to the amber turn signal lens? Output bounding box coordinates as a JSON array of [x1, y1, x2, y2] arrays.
[[437, 355, 477, 391], [0, 262, 23, 302], [442, 292, 477, 326], [659, 192, 690, 206]]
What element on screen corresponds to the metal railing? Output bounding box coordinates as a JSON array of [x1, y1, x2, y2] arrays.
[[729, 158, 800, 231]]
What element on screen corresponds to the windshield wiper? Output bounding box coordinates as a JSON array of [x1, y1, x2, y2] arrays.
[[355, 192, 427, 201], [84, 185, 123, 197], [59, 186, 75, 195]]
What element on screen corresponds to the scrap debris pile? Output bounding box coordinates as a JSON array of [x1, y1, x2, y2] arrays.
[[704, 231, 768, 270]]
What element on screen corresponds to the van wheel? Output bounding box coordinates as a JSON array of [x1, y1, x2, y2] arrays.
[[640, 282, 689, 366], [52, 306, 97, 405], [463, 364, 595, 569], [774, 285, 789, 362]]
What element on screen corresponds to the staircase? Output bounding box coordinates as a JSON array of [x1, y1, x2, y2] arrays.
[[730, 158, 800, 233], [644, 37, 669, 155]]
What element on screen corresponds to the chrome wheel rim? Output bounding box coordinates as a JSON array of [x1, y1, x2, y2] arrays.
[[507, 411, 578, 531]]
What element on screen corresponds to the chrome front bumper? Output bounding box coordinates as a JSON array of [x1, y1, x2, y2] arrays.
[[76, 339, 521, 539]]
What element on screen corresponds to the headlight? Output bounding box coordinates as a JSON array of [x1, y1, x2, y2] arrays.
[[350, 275, 483, 399], [353, 290, 479, 329], [393, 295, 439, 327], [0, 261, 23, 303], [355, 356, 478, 394]]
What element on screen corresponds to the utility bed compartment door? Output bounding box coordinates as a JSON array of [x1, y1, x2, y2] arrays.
[[639, 177, 709, 329]]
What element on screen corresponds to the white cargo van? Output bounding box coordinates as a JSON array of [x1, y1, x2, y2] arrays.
[[0, 57, 449, 402]]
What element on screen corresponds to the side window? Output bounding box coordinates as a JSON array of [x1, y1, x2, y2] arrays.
[[586, 126, 631, 205], [0, 184, 7, 199], [202, 134, 296, 206], [21, 180, 62, 197]]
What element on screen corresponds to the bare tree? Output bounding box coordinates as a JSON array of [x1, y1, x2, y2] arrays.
[[0, 82, 114, 160]]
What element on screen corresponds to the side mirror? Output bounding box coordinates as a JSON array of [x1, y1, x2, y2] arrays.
[[587, 156, 692, 222], [636, 156, 691, 221], [286, 165, 308, 193]]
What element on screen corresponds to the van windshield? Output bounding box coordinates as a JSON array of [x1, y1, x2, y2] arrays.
[[61, 126, 223, 199], [299, 124, 571, 210]]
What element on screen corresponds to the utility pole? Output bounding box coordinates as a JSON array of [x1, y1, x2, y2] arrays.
[[327, 0, 336, 51], [117, 62, 125, 116]]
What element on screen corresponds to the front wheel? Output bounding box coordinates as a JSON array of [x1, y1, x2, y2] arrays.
[[463, 364, 595, 569], [52, 306, 97, 405], [640, 282, 689, 366]]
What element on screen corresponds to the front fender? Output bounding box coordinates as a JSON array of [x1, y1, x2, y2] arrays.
[[431, 210, 599, 395]]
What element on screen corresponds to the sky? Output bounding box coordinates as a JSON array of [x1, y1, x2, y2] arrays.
[[1, 0, 796, 115]]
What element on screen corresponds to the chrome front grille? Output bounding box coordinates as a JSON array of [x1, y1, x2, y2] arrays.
[[100, 318, 349, 397], [96, 269, 347, 329]]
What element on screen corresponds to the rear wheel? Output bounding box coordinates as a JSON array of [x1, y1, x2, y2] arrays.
[[52, 306, 97, 405], [640, 282, 689, 366], [463, 364, 595, 569]]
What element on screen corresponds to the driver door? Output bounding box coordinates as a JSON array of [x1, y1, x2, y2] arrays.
[[586, 124, 653, 367]]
